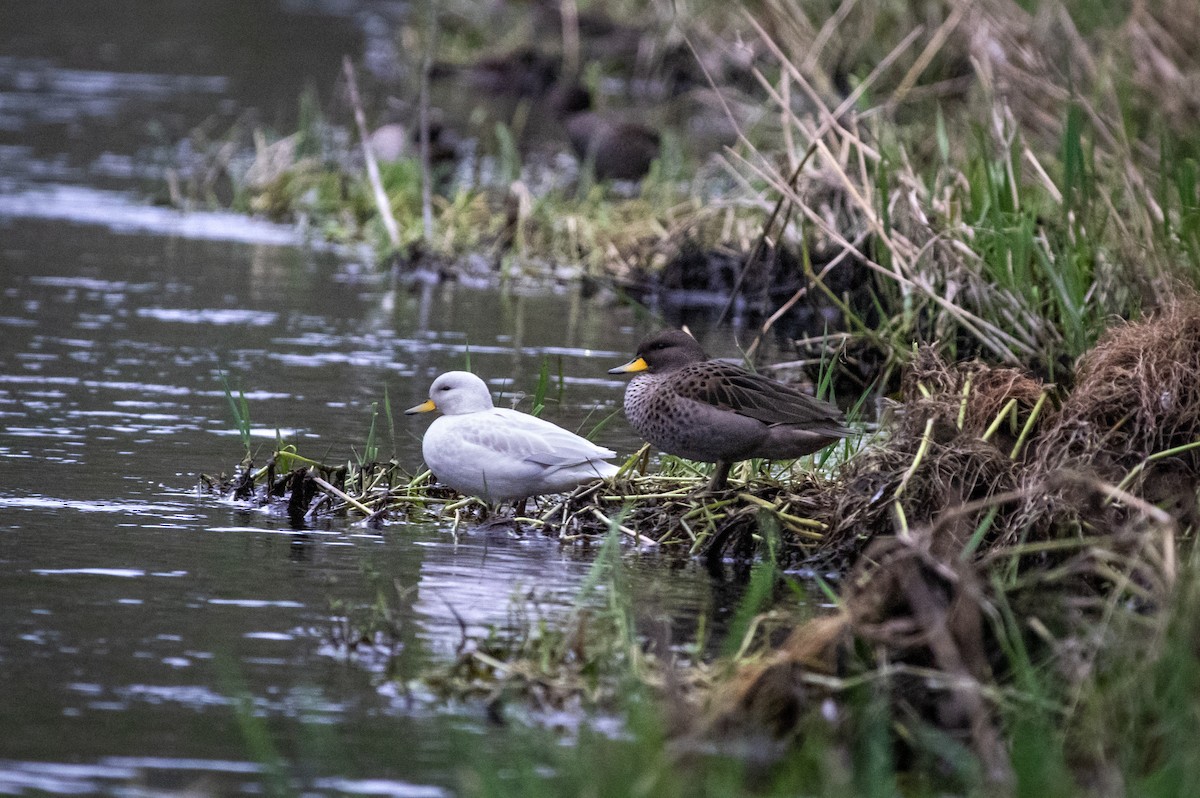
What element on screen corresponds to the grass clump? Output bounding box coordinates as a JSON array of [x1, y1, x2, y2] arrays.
[[688, 295, 1200, 792]]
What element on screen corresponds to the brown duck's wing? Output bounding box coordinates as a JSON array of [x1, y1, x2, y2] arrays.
[[674, 361, 845, 426]]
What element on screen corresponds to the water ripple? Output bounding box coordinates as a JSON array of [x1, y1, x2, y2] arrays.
[[31, 568, 189, 578], [0, 496, 195, 516], [136, 307, 279, 326]]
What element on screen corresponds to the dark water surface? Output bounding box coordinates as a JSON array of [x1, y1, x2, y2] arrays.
[[0, 4, 753, 795]]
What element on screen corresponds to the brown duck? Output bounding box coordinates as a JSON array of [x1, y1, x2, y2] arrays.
[[609, 330, 852, 490], [551, 83, 661, 182]]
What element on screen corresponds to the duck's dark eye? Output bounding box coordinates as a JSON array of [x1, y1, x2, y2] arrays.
[[439, 385, 451, 391]]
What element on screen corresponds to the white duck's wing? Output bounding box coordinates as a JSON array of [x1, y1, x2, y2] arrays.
[[423, 409, 617, 499], [421, 413, 540, 498], [488, 408, 616, 467]]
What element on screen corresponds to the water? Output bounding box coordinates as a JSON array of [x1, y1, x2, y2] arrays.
[[0, 4, 754, 793]]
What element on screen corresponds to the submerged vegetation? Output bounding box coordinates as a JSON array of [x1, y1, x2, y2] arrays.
[[199, 0, 1200, 794]]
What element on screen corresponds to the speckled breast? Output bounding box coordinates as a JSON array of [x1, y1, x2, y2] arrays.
[[623, 372, 727, 462]]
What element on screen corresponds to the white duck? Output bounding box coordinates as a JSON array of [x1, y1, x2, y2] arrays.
[[405, 371, 620, 504]]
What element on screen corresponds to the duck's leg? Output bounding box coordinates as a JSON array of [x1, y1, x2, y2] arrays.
[[477, 500, 524, 533], [707, 460, 732, 492]]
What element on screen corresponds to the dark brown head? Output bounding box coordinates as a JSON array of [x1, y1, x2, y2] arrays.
[[548, 81, 593, 117], [609, 329, 708, 375]]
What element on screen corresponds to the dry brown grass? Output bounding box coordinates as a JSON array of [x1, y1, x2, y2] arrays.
[[694, 294, 1199, 784], [1041, 295, 1200, 468]]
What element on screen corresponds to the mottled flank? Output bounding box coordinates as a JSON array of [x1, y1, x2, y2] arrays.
[[611, 330, 852, 489], [406, 371, 620, 502]]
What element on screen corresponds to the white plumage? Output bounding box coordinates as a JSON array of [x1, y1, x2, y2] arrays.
[[405, 371, 620, 502]]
